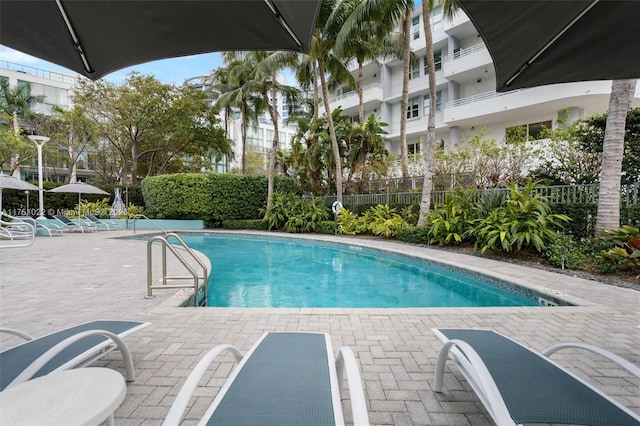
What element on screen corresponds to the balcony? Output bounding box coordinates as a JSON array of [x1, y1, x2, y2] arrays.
[[442, 43, 492, 82], [443, 81, 613, 125], [0, 60, 78, 85], [329, 82, 383, 113]]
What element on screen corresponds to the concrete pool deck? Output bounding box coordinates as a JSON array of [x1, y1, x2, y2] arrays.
[[1, 229, 638, 425]]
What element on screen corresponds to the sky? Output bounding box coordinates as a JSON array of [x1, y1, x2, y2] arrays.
[[0, 45, 225, 85]]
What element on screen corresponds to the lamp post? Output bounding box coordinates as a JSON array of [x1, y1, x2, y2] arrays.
[[27, 135, 50, 219]]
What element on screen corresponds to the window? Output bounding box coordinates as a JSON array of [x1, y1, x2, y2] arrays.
[[408, 142, 421, 154], [423, 50, 442, 74], [505, 120, 552, 142], [423, 91, 442, 115], [411, 16, 420, 40], [407, 97, 419, 119], [529, 121, 552, 139], [409, 59, 420, 80]]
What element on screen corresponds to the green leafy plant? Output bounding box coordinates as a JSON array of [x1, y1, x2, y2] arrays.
[[336, 208, 360, 235], [360, 204, 407, 238], [543, 234, 587, 269], [469, 181, 570, 254], [396, 225, 430, 244], [119, 203, 144, 219], [600, 225, 640, 271], [264, 192, 296, 230], [427, 190, 475, 245], [283, 197, 330, 233]]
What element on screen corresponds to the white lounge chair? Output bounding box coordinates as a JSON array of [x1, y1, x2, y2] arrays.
[[163, 331, 370, 426], [16, 216, 64, 237], [0, 320, 150, 391], [53, 214, 97, 233], [84, 214, 121, 231], [432, 328, 640, 426]]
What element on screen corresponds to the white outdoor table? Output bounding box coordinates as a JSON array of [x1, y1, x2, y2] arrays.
[[0, 367, 126, 426]]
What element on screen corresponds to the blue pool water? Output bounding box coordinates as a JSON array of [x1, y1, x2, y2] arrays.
[[177, 233, 541, 308]]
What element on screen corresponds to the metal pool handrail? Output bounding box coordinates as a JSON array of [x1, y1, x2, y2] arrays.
[[146, 233, 208, 306], [131, 214, 167, 234]]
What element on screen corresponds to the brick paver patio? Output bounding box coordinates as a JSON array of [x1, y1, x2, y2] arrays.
[[1, 230, 638, 425]]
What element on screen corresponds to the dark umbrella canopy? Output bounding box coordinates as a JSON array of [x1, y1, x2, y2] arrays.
[[0, 0, 321, 80], [456, 0, 640, 92]]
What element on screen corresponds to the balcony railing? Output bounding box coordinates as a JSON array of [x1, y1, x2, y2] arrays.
[[329, 82, 382, 104], [0, 60, 78, 84], [443, 43, 487, 63]]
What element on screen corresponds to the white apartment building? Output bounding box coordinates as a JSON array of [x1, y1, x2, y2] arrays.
[[0, 60, 90, 182], [186, 74, 299, 174], [326, 7, 640, 159]]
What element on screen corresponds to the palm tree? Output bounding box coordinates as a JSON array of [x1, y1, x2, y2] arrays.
[[398, 10, 414, 191], [336, 0, 414, 191], [595, 79, 637, 235], [308, 0, 357, 203], [417, 0, 440, 226], [0, 79, 43, 133], [213, 54, 263, 174], [248, 51, 301, 209]]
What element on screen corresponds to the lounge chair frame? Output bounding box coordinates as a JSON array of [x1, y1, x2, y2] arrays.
[[432, 328, 640, 426], [16, 216, 64, 237], [84, 214, 121, 231], [53, 214, 97, 233], [0, 320, 150, 391], [163, 331, 369, 426]]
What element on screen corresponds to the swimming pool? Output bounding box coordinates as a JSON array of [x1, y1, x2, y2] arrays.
[[174, 233, 561, 308]]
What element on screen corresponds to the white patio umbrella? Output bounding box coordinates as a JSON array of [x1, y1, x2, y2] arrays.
[[0, 175, 41, 213], [48, 182, 110, 207]]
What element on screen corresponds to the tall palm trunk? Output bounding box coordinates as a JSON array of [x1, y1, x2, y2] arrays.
[[357, 59, 365, 124], [399, 12, 411, 191], [241, 102, 248, 174], [417, 2, 436, 227], [595, 79, 636, 235], [318, 58, 343, 203], [266, 88, 279, 210]]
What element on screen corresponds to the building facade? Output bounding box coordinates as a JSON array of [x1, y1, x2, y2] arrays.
[[0, 60, 95, 182], [326, 7, 640, 162], [185, 74, 299, 174]]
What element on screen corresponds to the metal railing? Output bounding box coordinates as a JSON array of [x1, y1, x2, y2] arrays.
[[146, 233, 208, 306], [0, 212, 36, 248], [131, 214, 167, 234], [321, 182, 639, 209]]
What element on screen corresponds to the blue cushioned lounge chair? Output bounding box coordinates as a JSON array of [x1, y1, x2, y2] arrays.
[[53, 214, 97, 233], [432, 328, 640, 426], [84, 214, 121, 231], [16, 216, 64, 237], [0, 320, 150, 391], [163, 332, 369, 426]]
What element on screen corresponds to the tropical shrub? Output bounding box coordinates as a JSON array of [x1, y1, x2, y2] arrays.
[[543, 234, 587, 269], [263, 192, 330, 233], [66, 198, 111, 218], [427, 190, 475, 245], [264, 192, 296, 230], [600, 225, 640, 272], [336, 208, 360, 235], [283, 197, 330, 233], [469, 181, 570, 254], [360, 204, 407, 238], [396, 225, 430, 244]]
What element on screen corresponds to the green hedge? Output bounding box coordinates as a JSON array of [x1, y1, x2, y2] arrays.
[[141, 173, 295, 226]]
